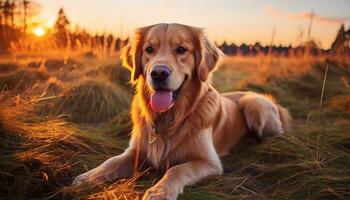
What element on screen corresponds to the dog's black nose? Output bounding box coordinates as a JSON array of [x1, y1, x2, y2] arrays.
[[151, 65, 171, 83]]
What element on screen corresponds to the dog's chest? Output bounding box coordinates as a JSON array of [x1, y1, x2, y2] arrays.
[[146, 136, 183, 170], [147, 140, 166, 169]]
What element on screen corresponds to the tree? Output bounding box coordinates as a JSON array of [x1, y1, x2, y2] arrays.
[[346, 28, 350, 49], [10, 0, 14, 27], [0, 0, 39, 50], [331, 24, 346, 54], [0, 0, 4, 26], [22, 0, 29, 32], [54, 8, 70, 33], [53, 8, 71, 47], [3, 0, 11, 26], [17, 0, 41, 32], [1, 0, 16, 28]]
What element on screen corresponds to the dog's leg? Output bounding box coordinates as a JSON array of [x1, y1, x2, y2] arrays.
[[142, 129, 223, 200], [72, 145, 138, 185], [239, 92, 291, 141]]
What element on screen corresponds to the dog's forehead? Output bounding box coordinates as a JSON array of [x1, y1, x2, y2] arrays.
[[145, 24, 194, 44]]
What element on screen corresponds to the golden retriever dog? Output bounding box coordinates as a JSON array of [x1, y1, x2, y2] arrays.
[[73, 23, 291, 200]]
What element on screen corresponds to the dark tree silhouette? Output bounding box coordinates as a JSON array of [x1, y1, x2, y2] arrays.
[[9, 0, 14, 27], [0, 0, 3, 26], [3, 0, 11, 26], [331, 24, 349, 54], [1, 0, 16, 28], [0, 0, 20, 50], [0, 0, 39, 50], [54, 7, 70, 47], [55, 8, 69, 32], [22, 0, 30, 32], [17, 0, 41, 32]]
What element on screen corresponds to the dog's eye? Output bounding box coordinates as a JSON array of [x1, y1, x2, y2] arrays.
[[176, 46, 187, 55], [145, 46, 154, 54]]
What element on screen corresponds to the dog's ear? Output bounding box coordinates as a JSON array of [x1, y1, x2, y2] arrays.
[[120, 44, 133, 71], [120, 27, 150, 82], [193, 29, 223, 82]]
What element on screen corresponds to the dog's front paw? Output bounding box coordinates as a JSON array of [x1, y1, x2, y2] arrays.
[[142, 184, 177, 200], [72, 170, 94, 185], [72, 168, 110, 186]]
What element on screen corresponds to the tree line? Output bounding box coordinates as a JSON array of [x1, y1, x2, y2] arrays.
[[0, 0, 39, 49], [219, 25, 350, 57], [0, 1, 349, 57]]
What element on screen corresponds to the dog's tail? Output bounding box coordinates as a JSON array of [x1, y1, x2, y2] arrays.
[[238, 92, 291, 141], [277, 105, 292, 133]]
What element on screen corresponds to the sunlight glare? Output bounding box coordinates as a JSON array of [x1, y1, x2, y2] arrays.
[[33, 27, 46, 37], [46, 19, 55, 28]]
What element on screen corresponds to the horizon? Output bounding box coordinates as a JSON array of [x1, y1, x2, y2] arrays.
[[35, 0, 350, 49]]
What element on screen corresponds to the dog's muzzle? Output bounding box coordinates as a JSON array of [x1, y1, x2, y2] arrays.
[[149, 65, 185, 113], [150, 65, 171, 88]]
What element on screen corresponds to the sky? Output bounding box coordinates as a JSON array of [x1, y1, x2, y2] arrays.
[[36, 0, 350, 49]]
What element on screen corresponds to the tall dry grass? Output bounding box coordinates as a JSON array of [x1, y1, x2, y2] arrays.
[[0, 52, 350, 199]]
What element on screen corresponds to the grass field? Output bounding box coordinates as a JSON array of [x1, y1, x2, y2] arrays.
[[0, 53, 350, 199]]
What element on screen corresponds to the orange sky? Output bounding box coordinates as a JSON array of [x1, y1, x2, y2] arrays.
[[37, 0, 350, 49]]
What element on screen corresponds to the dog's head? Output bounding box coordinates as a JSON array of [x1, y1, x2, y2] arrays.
[[121, 23, 222, 113]]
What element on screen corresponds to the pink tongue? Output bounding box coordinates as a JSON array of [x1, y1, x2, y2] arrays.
[[150, 90, 173, 112]]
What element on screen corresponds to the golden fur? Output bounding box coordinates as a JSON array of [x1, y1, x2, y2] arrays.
[[73, 23, 291, 200]]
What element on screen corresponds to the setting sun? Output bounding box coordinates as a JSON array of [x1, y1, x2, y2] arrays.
[[33, 27, 46, 37]]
